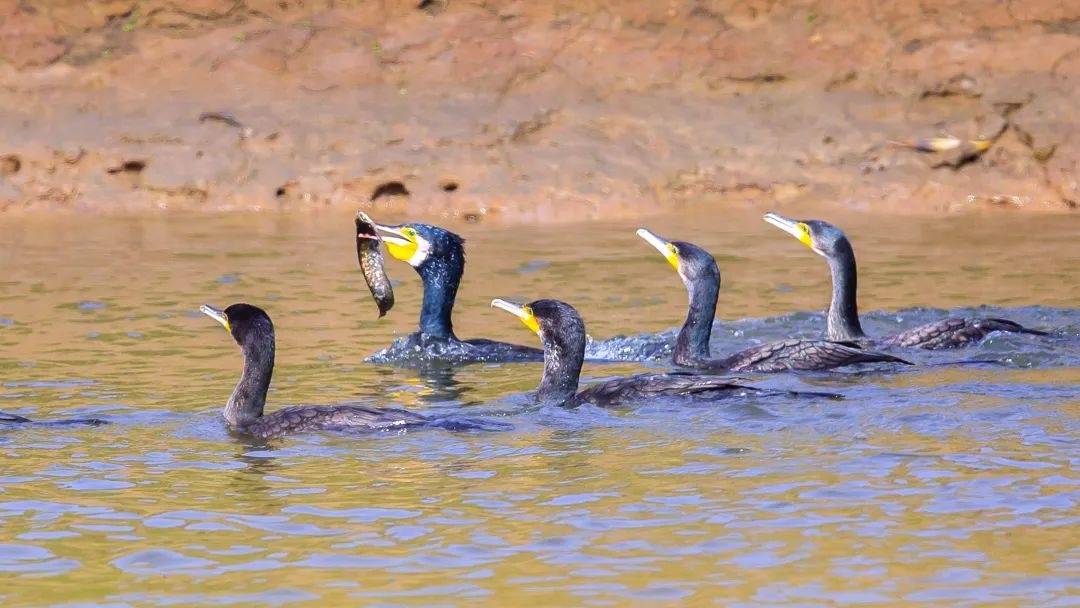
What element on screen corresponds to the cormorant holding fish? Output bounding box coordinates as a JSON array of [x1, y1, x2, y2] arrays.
[[492, 298, 841, 408], [763, 213, 1048, 349], [357, 212, 543, 364], [637, 229, 910, 372]]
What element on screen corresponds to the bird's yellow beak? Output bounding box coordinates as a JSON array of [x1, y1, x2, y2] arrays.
[[200, 304, 230, 332], [763, 212, 814, 250], [373, 222, 419, 262], [491, 298, 541, 335], [636, 228, 679, 271]]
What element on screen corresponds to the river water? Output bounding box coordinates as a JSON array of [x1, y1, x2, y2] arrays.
[[0, 207, 1077, 605]]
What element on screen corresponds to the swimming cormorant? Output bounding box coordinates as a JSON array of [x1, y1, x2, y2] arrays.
[[202, 303, 442, 439], [636, 229, 910, 371], [491, 298, 841, 407], [763, 213, 1047, 349]]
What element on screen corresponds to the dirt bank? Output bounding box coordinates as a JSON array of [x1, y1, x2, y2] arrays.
[[1, 0, 1077, 221]]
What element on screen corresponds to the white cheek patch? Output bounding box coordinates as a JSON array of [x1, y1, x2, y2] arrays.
[[676, 263, 689, 284], [407, 235, 431, 267]]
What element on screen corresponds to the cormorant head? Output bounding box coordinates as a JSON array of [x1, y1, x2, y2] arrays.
[[201, 303, 275, 349], [492, 298, 584, 404], [636, 228, 720, 286], [201, 303, 276, 427], [491, 298, 585, 353], [366, 215, 465, 338], [371, 220, 464, 271], [763, 212, 850, 258]]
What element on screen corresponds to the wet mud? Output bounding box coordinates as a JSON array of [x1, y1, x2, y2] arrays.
[[1, 1, 1077, 220]]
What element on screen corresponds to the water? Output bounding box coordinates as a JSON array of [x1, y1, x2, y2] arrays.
[[0, 207, 1077, 605]]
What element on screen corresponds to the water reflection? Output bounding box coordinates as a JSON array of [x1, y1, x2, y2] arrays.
[[409, 365, 469, 405]]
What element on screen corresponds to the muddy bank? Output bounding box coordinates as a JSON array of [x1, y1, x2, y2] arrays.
[[1, 0, 1077, 221]]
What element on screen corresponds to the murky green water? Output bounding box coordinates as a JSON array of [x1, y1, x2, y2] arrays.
[[1, 207, 1077, 605]]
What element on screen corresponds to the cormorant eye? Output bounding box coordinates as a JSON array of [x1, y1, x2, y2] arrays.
[[404, 228, 417, 238]]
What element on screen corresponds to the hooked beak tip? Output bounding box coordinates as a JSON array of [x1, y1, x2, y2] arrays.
[[490, 298, 524, 316], [636, 227, 667, 248], [763, 212, 794, 229], [200, 304, 230, 329]]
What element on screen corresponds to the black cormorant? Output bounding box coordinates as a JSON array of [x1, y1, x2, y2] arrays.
[[763, 213, 1047, 349], [491, 298, 840, 407], [637, 229, 910, 371], [364, 218, 543, 364], [202, 303, 443, 439]]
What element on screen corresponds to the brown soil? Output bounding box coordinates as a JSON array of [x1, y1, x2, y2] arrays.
[[1, 0, 1078, 221]]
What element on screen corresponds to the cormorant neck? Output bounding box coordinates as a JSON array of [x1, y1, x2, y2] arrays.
[[825, 238, 866, 341], [226, 331, 274, 428], [415, 251, 463, 340], [537, 327, 585, 406], [673, 265, 720, 366]]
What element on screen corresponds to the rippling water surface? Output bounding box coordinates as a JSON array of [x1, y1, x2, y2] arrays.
[[1, 207, 1077, 605]]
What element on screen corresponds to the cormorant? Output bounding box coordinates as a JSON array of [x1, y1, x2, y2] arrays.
[[637, 229, 910, 371], [364, 218, 543, 363], [491, 298, 841, 407], [202, 303, 447, 439], [763, 213, 1047, 349]]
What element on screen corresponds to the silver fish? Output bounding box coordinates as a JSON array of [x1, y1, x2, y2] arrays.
[[356, 211, 394, 318]]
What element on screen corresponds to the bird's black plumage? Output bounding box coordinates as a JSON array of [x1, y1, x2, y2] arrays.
[[368, 221, 543, 364], [506, 299, 840, 408], [205, 303, 432, 440], [877, 317, 1046, 350], [637, 230, 910, 372], [0, 410, 105, 426], [763, 214, 1048, 350]]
